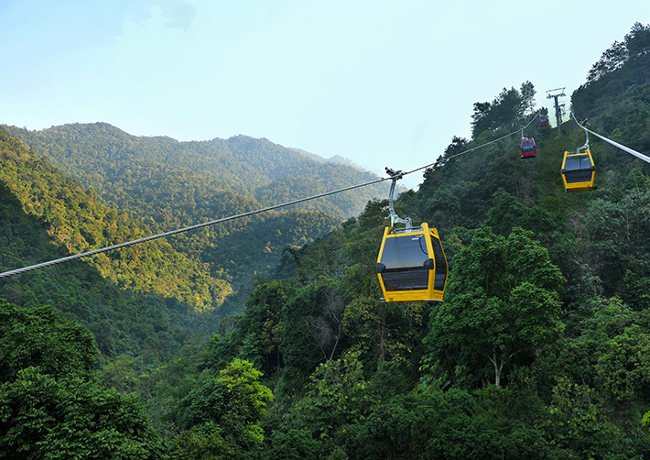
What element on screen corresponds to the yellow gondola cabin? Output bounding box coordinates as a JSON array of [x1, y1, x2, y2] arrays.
[[561, 147, 596, 192], [376, 223, 448, 302]]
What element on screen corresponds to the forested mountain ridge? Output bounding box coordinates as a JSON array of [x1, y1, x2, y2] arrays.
[[2, 22, 650, 460], [3, 122, 387, 307], [3, 123, 387, 221], [0, 129, 230, 310]]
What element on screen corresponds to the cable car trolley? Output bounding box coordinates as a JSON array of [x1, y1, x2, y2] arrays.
[[376, 168, 448, 302], [561, 127, 596, 192]]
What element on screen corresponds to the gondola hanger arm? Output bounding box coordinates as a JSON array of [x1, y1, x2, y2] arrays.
[[385, 167, 412, 229]]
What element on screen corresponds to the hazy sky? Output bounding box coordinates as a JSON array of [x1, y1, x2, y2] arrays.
[[1, 0, 648, 187]]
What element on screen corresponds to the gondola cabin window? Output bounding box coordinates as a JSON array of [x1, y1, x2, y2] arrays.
[[379, 235, 430, 291], [561, 148, 596, 192], [430, 236, 447, 290], [564, 155, 593, 182]]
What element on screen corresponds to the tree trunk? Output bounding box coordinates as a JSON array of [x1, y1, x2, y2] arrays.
[[493, 359, 501, 388], [490, 349, 505, 388]]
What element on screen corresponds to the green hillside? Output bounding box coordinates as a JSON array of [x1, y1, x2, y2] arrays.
[[0, 174, 201, 361], [0, 130, 230, 310], [3, 123, 387, 222], [4, 123, 385, 304]]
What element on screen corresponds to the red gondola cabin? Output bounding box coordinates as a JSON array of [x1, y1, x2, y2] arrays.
[[520, 137, 537, 159], [539, 114, 550, 127]]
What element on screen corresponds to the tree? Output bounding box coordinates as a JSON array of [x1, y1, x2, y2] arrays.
[[348, 387, 551, 459], [584, 187, 650, 295], [426, 228, 565, 387], [586, 40, 628, 82], [643, 411, 650, 442], [625, 22, 650, 61], [520, 81, 536, 115], [291, 351, 374, 441], [471, 86, 527, 137], [540, 377, 635, 459], [267, 429, 320, 460], [0, 368, 166, 459], [471, 102, 492, 136], [485, 191, 554, 235], [0, 301, 98, 382], [279, 281, 346, 374], [596, 324, 650, 402], [237, 281, 290, 375], [176, 359, 272, 458]]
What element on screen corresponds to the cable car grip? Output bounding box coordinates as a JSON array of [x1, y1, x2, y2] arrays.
[[385, 167, 412, 229]]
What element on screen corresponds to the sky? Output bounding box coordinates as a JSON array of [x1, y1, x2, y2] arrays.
[[1, 0, 649, 188]]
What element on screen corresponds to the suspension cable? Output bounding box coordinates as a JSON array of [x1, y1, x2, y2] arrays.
[[0, 113, 539, 279], [405, 112, 540, 174], [571, 112, 650, 164]]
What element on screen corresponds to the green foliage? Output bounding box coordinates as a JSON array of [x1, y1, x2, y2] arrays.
[[0, 179, 203, 360], [426, 227, 564, 387], [485, 190, 555, 235], [173, 421, 235, 460], [348, 387, 552, 460], [0, 301, 98, 382], [596, 324, 650, 402], [3, 123, 385, 315], [266, 429, 319, 460], [585, 22, 650, 83], [471, 82, 535, 137], [287, 281, 348, 363], [0, 128, 229, 310], [176, 359, 272, 458], [583, 183, 650, 297], [0, 368, 167, 459], [0, 300, 166, 459], [231, 281, 290, 375], [541, 377, 637, 459], [573, 22, 650, 158], [644, 411, 650, 441], [291, 352, 374, 440]]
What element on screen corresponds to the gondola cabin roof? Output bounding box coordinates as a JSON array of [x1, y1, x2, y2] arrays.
[[561, 148, 596, 192], [376, 223, 448, 302]]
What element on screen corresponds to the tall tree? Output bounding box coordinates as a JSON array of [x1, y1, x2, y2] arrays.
[[0, 300, 165, 459], [520, 81, 536, 115], [425, 228, 565, 387]]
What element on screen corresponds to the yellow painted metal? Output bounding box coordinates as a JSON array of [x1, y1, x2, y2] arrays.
[[561, 148, 596, 192], [376, 222, 448, 302]]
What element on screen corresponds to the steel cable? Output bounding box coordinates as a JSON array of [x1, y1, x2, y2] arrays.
[[0, 113, 541, 279], [571, 112, 650, 164]]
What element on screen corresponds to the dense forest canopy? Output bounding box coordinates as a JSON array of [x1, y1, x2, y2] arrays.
[[3, 123, 392, 316], [1, 22, 650, 459]]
